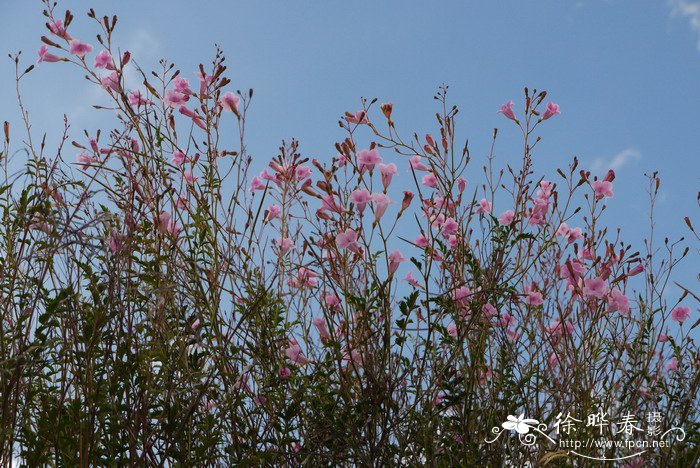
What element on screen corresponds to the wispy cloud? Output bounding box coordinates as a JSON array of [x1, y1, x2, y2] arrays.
[[669, 0, 700, 50], [591, 148, 641, 174]]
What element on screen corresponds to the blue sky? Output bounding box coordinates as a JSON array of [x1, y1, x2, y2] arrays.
[[1, 0, 699, 296]]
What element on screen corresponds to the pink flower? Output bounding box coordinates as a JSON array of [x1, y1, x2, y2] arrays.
[[524, 283, 544, 306], [592, 180, 614, 200], [321, 194, 345, 214], [409, 155, 430, 171], [288, 267, 319, 289], [76, 152, 96, 169], [608, 288, 631, 316], [627, 264, 645, 277], [220, 91, 240, 113], [388, 250, 407, 275], [482, 303, 498, 317], [422, 173, 438, 189], [296, 166, 312, 180], [378, 163, 397, 190], [447, 322, 458, 338], [350, 188, 372, 213], [345, 110, 368, 124], [401, 191, 414, 211], [323, 292, 341, 309], [250, 176, 266, 192], [313, 317, 332, 343], [176, 196, 188, 210], [94, 50, 115, 70], [165, 90, 189, 107], [357, 149, 382, 172], [497, 100, 518, 122], [475, 198, 492, 214], [157, 211, 180, 236], [128, 90, 150, 106], [583, 277, 609, 300], [415, 235, 429, 248], [179, 106, 206, 130], [658, 333, 669, 343], [172, 150, 187, 166], [404, 271, 421, 287], [183, 170, 198, 185], [498, 210, 515, 226], [453, 286, 472, 303], [457, 177, 467, 193], [665, 358, 678, 372], [275, 237, 295, 255], [266, 204, 281, 222], [37, 45, 61, 63], [371, 193, 392, 222], [173, 77, 192, 95], [48, 19, 71, 40], [556, 222, 583, 243], [101, 72, 121, 93], [285, 339, 310, 365], [336, 229, 361, 253], [68, 39, 93, 59], [541, 102, 560, 121], [671, 306, 691, 324], [441, 218, 458, 237]]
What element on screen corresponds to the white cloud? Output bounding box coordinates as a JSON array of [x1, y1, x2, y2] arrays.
[[591, 148, 641, 174], [669, 0, 700, 50]]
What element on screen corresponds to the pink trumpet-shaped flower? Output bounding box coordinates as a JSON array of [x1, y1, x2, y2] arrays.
[[285, 339, 310, 365], [357, 149, 382, 172], [583, 277, 609, 300], [524, 283, 544, 306], [275, 237, 295, 255], [400, 191, 414, 212], [421, 173, 438, 189], [128, 90, 150, 106], [475, 198, 492, 214], [68, 39, 93, 58], [409, 155, 430, 171], [183, 170, 198, 185], [608, 288, 631, 316], [266, 204, 281, 221], [541, 102, 560, 121], [388, 250, 407, 275], [321, 194, 345, 214], [179, 106, 206, 130], [592, 180, 614, 200], [249, 176, 266, 192], [404, 270, 421, 287], [313, 317, 332, 343], [351, 188, 372, 213], [101, 72, 121, 93], [497, 100, 518, 122], [345, 110, 368, 124], [371, 193, 392, 222], [220, 91, 240, 113], [498, 210, 515, 226], [94, 50, 115, 70], [172, 150, 187, 166], [336, 228, 361, 253], [76, 152, 96, 169], [378, 163, 397, 190], [37, 45, 61, 63], [447, 322, 458, 338], [415, 234, 429, 248], [48, 19, 71, 40], [671, 306, 691, 324]]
